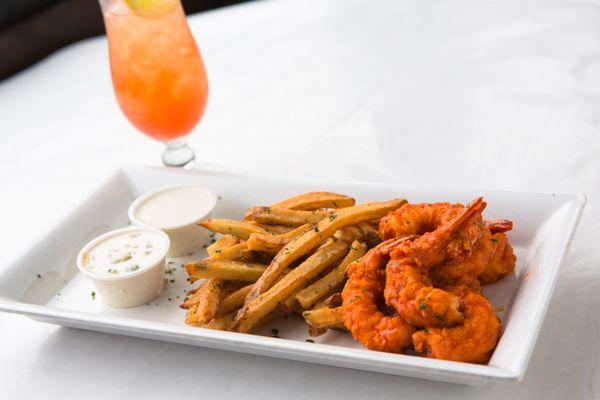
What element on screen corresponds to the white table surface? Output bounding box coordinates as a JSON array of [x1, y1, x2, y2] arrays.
[[1, 0, 598, 398]]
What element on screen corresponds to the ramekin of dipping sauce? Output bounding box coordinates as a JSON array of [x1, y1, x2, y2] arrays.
[[77, 226, 170, 308], [128, 185, 217, 257]]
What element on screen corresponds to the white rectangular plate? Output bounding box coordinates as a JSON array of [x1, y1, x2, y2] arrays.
[[0, 166, 585, 385]]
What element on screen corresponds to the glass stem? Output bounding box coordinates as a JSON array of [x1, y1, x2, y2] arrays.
[[162, 139, 195, 168]]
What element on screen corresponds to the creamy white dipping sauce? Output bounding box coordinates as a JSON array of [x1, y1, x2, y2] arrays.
[[134, 186, 215, 229], [82, 229, 166, 276]]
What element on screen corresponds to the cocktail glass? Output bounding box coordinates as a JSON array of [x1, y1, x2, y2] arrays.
[[99, 0, 209, 167]]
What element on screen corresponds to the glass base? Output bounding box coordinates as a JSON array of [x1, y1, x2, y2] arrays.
[[162, 139, 195, 168]]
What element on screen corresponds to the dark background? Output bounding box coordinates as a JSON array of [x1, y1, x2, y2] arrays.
[[0, 0, 250, 81]]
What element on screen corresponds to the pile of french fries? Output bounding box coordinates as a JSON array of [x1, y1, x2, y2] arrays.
[[181, 192, 407, 336]]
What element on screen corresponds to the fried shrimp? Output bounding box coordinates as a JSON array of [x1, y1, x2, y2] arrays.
[[430, 226, 495, 289], [432, 218, 515, 286], [485, 219, 513, 234], [342, 243, 415, 353], [479, 232, 516, 284], [379, 202, 465, 241], [412, 292, 500, 364], [344, 197, 514, 363], [383, 198, 486, 327]]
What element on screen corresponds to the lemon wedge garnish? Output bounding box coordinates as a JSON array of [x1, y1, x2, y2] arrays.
[[124, 0, 178, 17]]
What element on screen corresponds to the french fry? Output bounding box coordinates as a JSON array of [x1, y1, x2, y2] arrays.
[[261, 225, 296, 234], [278, 223, 315, 239], [247, 250, 275, 265], [303, 306, 345, 331], [358, 222, 381, 247], [280, 289, 302, 314], [205, 312, 237, 331], [270, 192, 355, 211], [180, 289, 202, 310], [218, 268, 296, 318], [246, 224, 313, 253], [207, 234, 240, 256], [296, 241, 367, 309], [217, 284, 253, 317], [208, 242, 248, 260], [199, 219, 269, 240], [185, 278, 223, 325], [308, 326, 327, 337], [295, 241, 367, 309], [238, 199, 406, 315], [236, 240, 349, 333], [186, 259, 267, 282], [209, 303, 284, 332], [246, 234, 289, 253], [323, 292, 343, 308], [333, 226, 364, 243], [244, 207, 330, 226], [219, 281, 248, 299]]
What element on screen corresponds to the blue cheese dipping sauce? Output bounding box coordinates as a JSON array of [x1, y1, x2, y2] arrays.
[[128, 185, 217, 257], [77, 227, 170, 308], [81, 229, 166, 276]]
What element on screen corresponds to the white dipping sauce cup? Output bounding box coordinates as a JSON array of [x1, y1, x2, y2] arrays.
[[77, 227, 170, 308], [128, 185, 217, 257]]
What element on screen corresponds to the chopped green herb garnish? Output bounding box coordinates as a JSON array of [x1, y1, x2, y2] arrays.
[[128, 265, 140, 272], [91, 291, 96, 300], [305, 339, 315, 343]]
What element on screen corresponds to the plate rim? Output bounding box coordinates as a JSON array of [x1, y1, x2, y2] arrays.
[[0, 299, 520, 382]]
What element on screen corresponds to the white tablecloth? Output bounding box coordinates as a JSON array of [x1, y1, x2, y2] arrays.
[[1, 0, 598, 398]]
